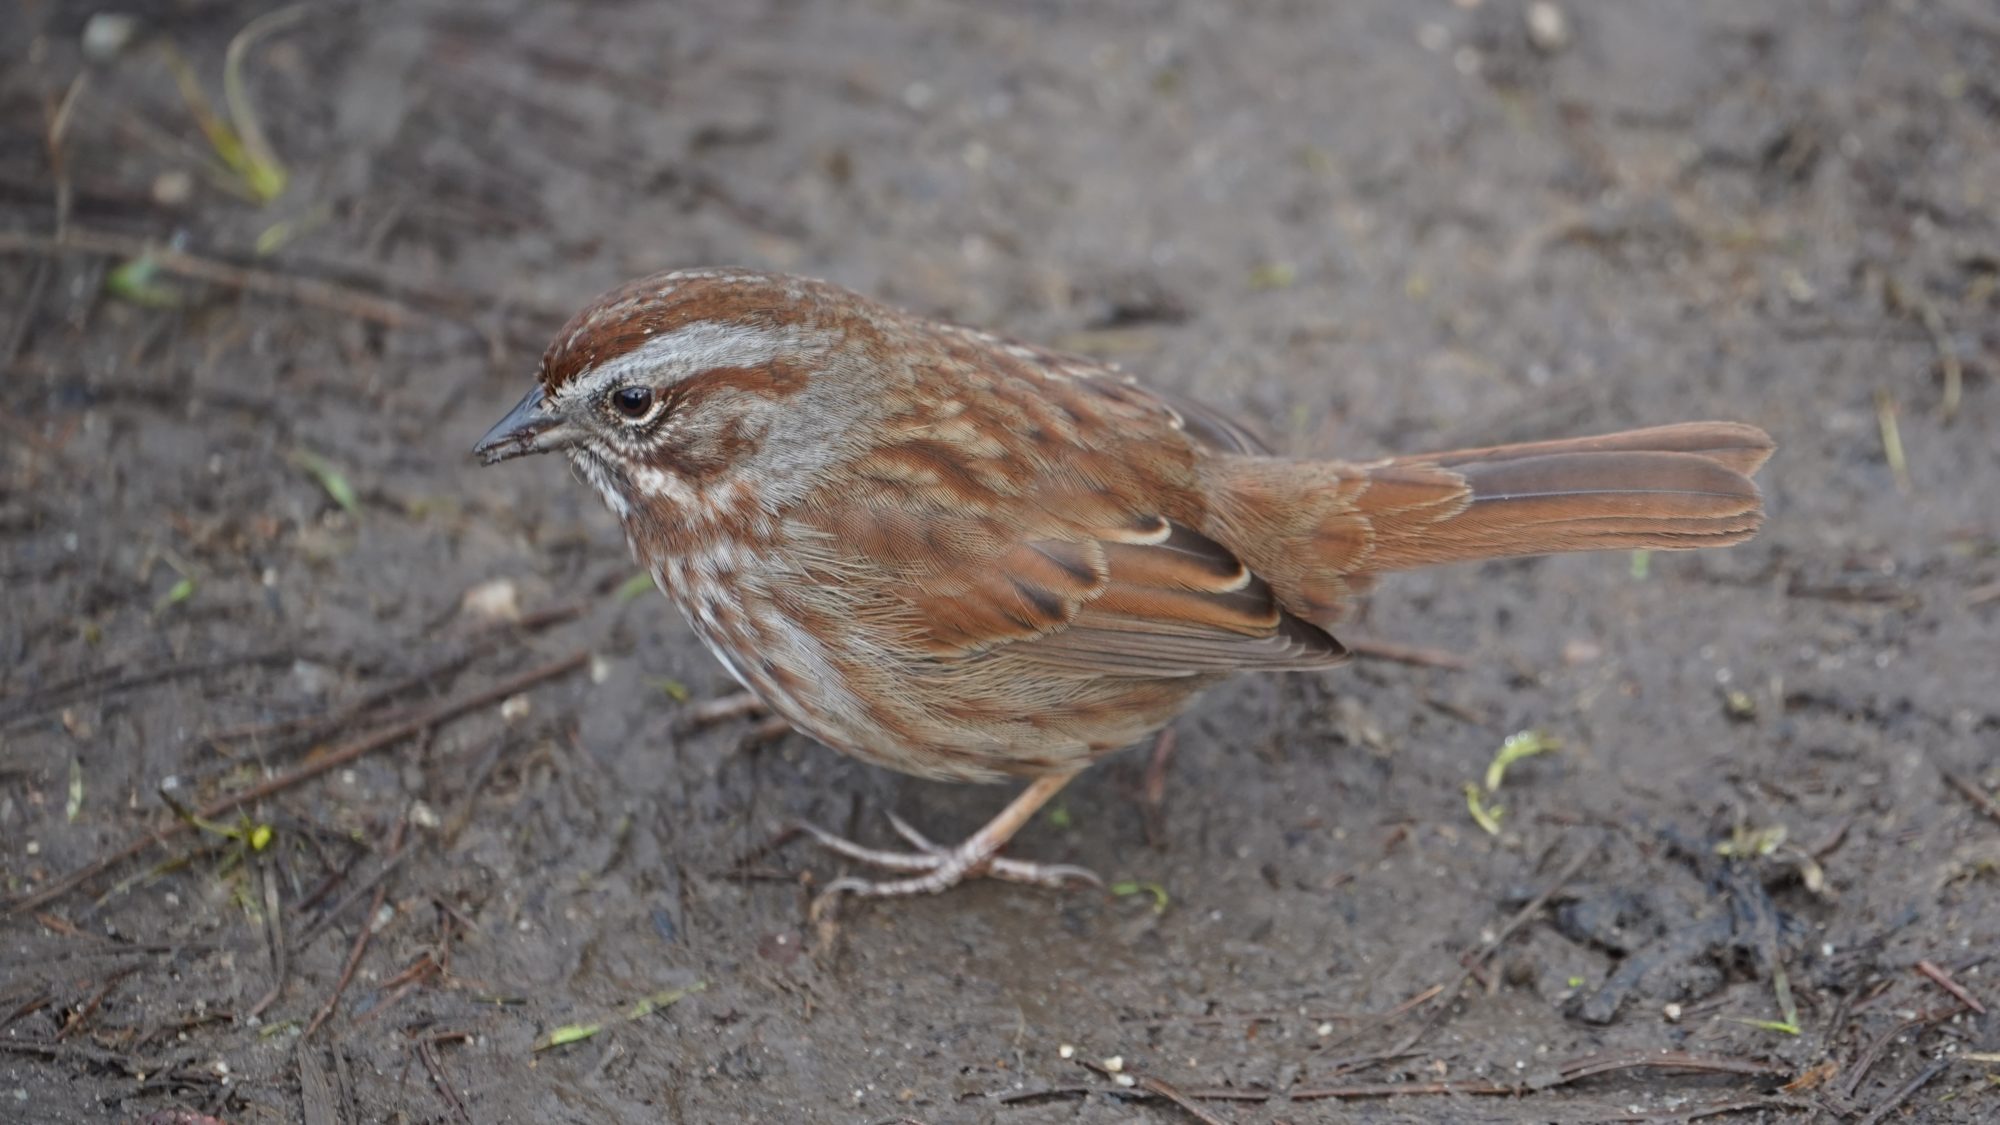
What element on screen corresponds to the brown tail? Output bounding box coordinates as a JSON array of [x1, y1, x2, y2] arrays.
[[1361, 421, 1773, 572]]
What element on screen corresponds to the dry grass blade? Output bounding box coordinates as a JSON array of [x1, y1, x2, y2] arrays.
[[0, 228, 433, 327], [222, 4, 311, 200]]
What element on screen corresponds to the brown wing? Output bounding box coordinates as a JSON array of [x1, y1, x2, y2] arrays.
[[1012, 518, 1344, 676], [794, 321, 1336, 678], [813, 494, 1344, 680]]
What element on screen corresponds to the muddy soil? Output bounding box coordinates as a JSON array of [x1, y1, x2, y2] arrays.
[[4, 1, 1998, 1122]]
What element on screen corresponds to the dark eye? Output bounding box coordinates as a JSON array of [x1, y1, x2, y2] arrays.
[[610, 386, 655, 420]]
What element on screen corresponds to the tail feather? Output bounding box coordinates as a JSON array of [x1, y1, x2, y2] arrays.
[[1362, 422, 1772, 572], [1395, 421, 1775, 477]]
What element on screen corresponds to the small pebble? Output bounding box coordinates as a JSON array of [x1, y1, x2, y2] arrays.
[[1526, 2, 1570, 51], [460, 578, 522, 623], [82, 13, 140, 60], [152, 170, 194, 207]]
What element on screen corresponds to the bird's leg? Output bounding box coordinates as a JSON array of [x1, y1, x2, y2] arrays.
[[796, 771, 1098, 899]]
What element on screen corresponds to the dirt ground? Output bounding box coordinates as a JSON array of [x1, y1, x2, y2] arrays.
[[4, 1, 1999, 1122]]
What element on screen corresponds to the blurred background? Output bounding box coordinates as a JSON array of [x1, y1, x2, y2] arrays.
[[3, 1, 1997, 1121]]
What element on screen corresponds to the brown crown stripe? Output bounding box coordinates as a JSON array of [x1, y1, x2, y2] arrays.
[[539, 272, 825, 393]]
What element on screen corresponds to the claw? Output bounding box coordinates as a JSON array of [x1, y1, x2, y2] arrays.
[[790, 772, 1094, 901]]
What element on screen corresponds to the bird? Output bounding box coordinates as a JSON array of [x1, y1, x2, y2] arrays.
[[475, 268, 1772, 900]]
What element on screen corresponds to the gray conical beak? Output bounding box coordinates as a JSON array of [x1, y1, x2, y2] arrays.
[[474, 385, 577, 465]]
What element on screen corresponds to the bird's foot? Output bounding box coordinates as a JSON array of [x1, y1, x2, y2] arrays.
[[796, 813, 1101, 898]]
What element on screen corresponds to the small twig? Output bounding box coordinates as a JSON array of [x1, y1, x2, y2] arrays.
[[414, 1032, 472, 1124], [1839, 1014, 1933, 1102], [1292, 1050, 1785, 1101], [1856, 1059, 1948, 1125], [1292, 1079, 1518, 1099], [197, 600, 582, 752], [1073, 1059, 1243, 1124], [1135, 1074, 1239, 1125], [1467, 847, 1595, 972], [1913, 959, 1986, 1014], [1314, 983, 1444, 1055], [1, 648, 297, 725], [0, 227, 435, 328], [1341, 637, 1470, 671], [5, 652, 587, 916], [1939, 767, 2000, 828], [54, 966, 137, 1041], [441, 737, 515, 846], [303, 820, 406, 1039], [291, 844, 415, 952], [246, 860, 288, 1019]]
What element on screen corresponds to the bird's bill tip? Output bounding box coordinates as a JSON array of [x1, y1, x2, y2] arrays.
[[473, 384, 574, 465]]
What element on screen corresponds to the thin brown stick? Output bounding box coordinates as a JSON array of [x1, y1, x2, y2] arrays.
[[0, 227, 433, 328], [1074, 1060, 1242, 1124], [1913, 959, 1986, 1014], [1341, 637, 1471, 671], [1135, 1074, 1239, 1125], [1292, 1079, 1517, 1099], [1467, 847, 1595, 972], [1292, 1050, 1785, 1100], [290, 832, 416, 952], [4, 652, 587, 916], [1856, 1059, 1948, 1125], [1, 647, 297, 724], [303, 820, 406, 1039], [1315, 983, 1445, 1056], [1939, 767, 2000, 827], [54, 966, 137, 1041], [1683, 1097, 1819, 1121], [199, 599, 582, 750], [414, 1032, 473, 1124], [1839, 1014, 1932, 1102]]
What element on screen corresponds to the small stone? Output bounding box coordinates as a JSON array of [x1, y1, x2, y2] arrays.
[[1526, 2, 1570, 52], [152, 170, 194, 207], [1562, 639, 1603, 666], [500, 694, 531, 723], [1058, 1044, 1074, 1059], [460, 578, 521, 623], [1102, 1055, 1124, 1073], [82, 13, 141, 61], [1663, 1002, 1683, 1022]]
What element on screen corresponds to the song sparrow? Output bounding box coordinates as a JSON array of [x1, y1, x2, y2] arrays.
[[475, 269, 1772, 899]]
